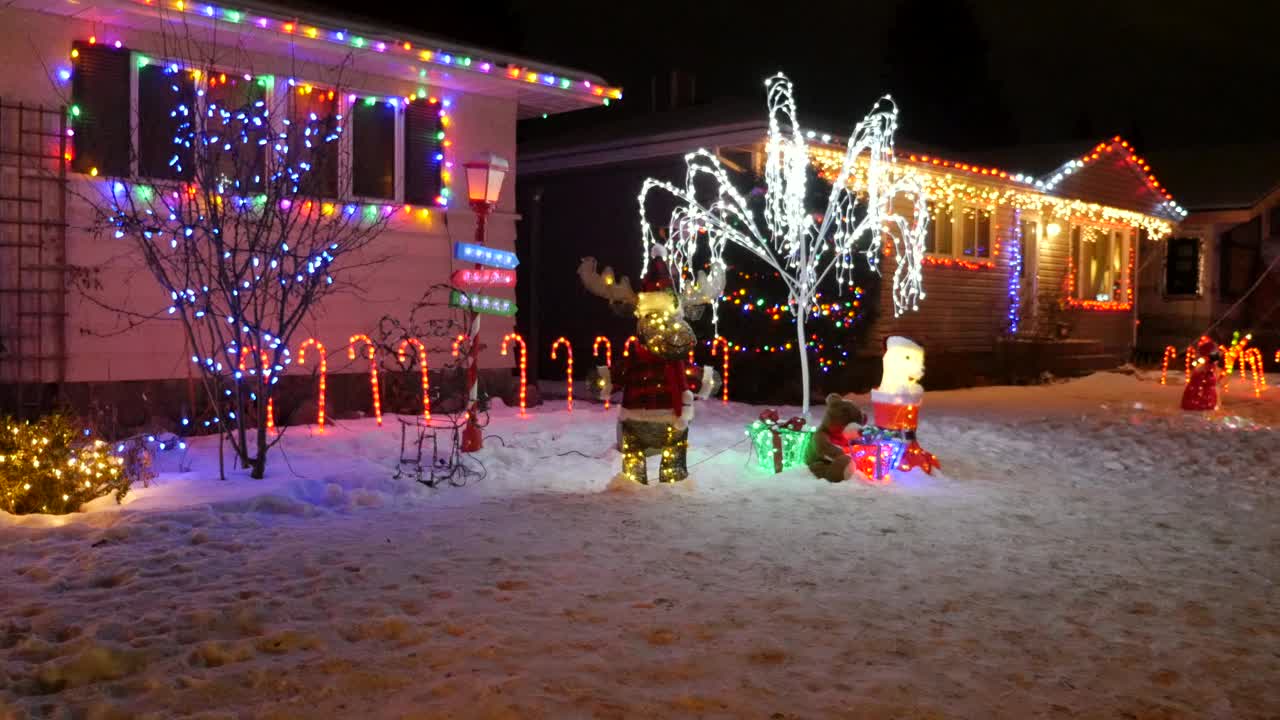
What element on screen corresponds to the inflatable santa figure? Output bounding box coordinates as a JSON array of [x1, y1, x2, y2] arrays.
[[1181, 336, 1221, 411], [858, 336, 939, 475]]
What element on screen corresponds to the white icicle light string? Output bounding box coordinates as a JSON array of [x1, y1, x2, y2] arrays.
[[638, 73, 928, 322]]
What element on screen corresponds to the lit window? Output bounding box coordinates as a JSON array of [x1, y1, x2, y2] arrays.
[[1071, 224, 1128, 301], [924, 202, 990, 259]]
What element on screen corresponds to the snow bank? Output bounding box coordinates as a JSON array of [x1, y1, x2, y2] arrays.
[[0, 371, 1276, 718]]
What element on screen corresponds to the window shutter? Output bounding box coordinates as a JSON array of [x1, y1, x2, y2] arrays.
[[403, 100, 444, 206], [70, 41, 131, 177], [138, 64, 194, 180], [287, 87, 339, 197], [351, 101, 396, 200]]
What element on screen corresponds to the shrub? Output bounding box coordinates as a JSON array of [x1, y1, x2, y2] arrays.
[[0, 413, 155, 515]]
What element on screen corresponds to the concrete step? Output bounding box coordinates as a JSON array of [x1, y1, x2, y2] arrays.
[[1047, 353, 1125, 376]]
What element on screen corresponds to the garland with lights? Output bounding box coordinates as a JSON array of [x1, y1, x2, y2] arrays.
[[0, 414, 155, 515]]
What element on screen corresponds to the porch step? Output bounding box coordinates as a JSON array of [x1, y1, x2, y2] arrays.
[[1046, 353, 1124, 376]]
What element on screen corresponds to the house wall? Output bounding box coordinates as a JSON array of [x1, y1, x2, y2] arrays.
[[0, 8, 520, 393], [1134, 206, 1268, 354]]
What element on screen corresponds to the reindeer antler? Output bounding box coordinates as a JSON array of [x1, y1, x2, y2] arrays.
[[681, 264, 726, 308], [578, 257, 638, 306]]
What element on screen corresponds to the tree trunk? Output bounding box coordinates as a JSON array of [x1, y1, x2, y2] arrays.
[[251, 420, 267, 479], [794, 298, 811, 416]]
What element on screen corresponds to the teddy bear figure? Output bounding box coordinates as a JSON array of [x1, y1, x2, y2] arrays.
[[805, 393, 868, 482]]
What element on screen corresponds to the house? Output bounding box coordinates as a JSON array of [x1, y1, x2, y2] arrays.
[[1131, 145, 1280, 357], [518, 104, 1186, 395], [0, 0, 617, 420]]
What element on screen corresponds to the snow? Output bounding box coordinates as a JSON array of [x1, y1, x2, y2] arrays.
[[2, 370, 1277, 718]]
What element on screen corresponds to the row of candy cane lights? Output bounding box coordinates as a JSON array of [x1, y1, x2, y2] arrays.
[[552, 335, 733, 413], [249, 331, 734, 430], [1159, 339, 1273, 398], [250, 333, 530, 431]]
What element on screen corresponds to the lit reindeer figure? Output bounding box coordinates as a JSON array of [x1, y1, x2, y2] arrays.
[[579, 244, 723, 484]]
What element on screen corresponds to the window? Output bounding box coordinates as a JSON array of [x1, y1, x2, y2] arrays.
[[351, 100, 397, 200], [1219, 218, 1260, 299], [1071, 224, 1128, 301], [287, 86, 339, 197], [70, 41, 131, 177], [1018, 218, 1038, 278], [923, 202, 954, 255], [204, 73, 268, 192], [137, 64, 194, 180], [403, 99, 445, 206], [924, 203, 989, 258], [1165, 237, 1201, 296]]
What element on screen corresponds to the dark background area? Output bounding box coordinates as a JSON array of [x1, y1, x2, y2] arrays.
[[298, 0, 1280, 152]]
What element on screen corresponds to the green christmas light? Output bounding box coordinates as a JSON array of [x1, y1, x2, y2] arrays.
[[746, 420, 813, 473]]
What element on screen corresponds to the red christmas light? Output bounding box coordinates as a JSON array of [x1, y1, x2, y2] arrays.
[[296, 338, 327, 428], [397, 337, 431, 421], [550, 337, 573, 412], [348, 334, 381, 427], [711, 335, 730, 403], [1160, 345, 1178, 385], [238, 347, 274, 432], [593, 336, 612, 409], [500, 332, 528, 417]]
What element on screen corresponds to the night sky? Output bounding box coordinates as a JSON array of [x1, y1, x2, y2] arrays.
[[310, 0, 1279, 152]]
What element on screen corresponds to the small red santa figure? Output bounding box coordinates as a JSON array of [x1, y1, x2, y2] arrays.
[[1181, 336, 1221, 411]]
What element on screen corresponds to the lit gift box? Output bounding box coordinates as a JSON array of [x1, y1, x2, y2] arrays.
[[747, 410, 813, 473]]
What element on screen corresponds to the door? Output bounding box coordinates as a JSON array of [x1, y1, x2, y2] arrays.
[[1018, 214, 1041, 335]]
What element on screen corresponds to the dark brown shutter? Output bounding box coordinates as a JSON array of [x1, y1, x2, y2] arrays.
[[351, 100, 396, 200], [287, 87, 339, 197], [138, 64, 194, 180], [403, 100, 444, 206], [70, 41, 131, 177]]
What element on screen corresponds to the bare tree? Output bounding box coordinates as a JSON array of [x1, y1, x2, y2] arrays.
[[73, 28, 390, 478]]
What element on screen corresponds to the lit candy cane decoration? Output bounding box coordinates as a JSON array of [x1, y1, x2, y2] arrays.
[[622, 335, 640, 358], [711, 335, 730, 403], [1184, 343, 1197, 385], [238, 347, 275, 432], [296, 338, 327, 427], [397, 337, 431, 421], [593, 336, 612, 409], [348, 334, 382, 426], [550, 337, 573, 412], [500, 332, 528, 417], [1244, 347, 1266, 397], [1160, 345, 1178, 385], [451, 333, 468, 358]]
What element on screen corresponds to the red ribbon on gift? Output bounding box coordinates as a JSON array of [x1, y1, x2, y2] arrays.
[[759, 409, 806, 473]]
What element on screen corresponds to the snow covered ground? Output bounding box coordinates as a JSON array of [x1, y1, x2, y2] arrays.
[[2, 370, 1277, 719]]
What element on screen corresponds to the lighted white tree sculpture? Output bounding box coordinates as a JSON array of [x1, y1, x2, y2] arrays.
[[637, 73, 929, 414]]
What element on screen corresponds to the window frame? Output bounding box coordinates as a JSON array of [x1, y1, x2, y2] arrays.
[[347, 96, 403, 203], [1069, 222, 1131, 304], [1162, 235, 1203, 299], [924, 201, 994, 263]]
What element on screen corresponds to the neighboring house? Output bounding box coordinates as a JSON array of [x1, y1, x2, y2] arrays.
[[1131, 145, 1280, 356], [0, 0, 617, 417], [518, 105, 1185, 390]]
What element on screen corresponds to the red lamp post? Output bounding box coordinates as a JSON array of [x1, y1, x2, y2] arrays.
[[460, 153, 509, 452]]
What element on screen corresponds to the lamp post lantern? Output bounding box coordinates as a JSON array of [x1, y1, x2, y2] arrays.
[[460, 153, 509, 452]]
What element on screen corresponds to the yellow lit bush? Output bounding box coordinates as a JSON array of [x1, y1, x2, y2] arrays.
[[0, 414, 154, 515]]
